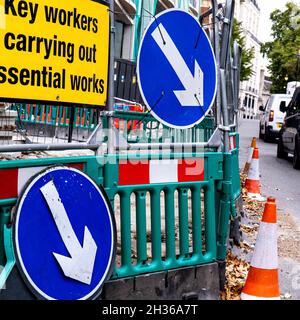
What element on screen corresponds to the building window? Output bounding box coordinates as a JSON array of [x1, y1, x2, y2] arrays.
[[190, 0, 198, 8], [248, 97, 252, 108], [115, 21, 124, 59]]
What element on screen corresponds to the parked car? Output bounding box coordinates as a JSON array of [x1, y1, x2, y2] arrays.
[[259, 94, 292, 142], [277, 87, 300, 169]]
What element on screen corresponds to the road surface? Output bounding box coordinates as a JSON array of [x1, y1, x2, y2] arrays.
[[238, 119, 300, 299], [238, 119, 300, 217]]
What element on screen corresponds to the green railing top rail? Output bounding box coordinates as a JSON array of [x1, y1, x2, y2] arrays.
[[101, 110, 216, 145], [11, 104, 216, 143], [111, 110, 215, 128], [11, 103, 99, 130]]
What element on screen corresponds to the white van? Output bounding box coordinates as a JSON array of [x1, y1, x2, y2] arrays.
[[259, 94, 292, 142]]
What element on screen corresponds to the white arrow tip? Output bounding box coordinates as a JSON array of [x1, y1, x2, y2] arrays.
[[53, 227, 97, 285], [174, 91, 202, 107], [174, 60, 204, 107]]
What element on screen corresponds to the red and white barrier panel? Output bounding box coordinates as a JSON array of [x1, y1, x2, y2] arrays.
[[0, 163, 84, 200], [119, 159, 204, 186], [229, 135, 237, 151]]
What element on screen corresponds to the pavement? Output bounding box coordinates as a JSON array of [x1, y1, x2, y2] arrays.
[[238, 118, 300, 299]]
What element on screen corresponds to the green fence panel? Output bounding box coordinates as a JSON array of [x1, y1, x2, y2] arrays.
[[0, 115, 239, 288], [0, 205, 11, 266], [136, 191, 147, 264], [165, 188, 176, 262], [103, 152, 223, 279], [178, 188, 189, 256], [230, 132, 241, 203], [0, 149, 233, 286], [103, 111, 215, 144], [11, 106, 215, 144], [216, 150, 234, 261], [12, 104, 100, 131]]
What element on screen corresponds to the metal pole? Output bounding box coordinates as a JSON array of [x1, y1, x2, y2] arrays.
[[0, 143, 99, 153], [107, 0, 115, 154], [220, 69, 230, 152], [233, 42, 242, 130], [220, 0, 235, 71], [219, 0, 235, 152], [115, 141, 221, 152], [212, 0, 222, 126], [68, 107, 75, 143], [226, 48, 235, 125]]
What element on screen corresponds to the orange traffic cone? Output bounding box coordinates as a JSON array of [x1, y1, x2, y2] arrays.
[[245, 147, 265, 201], [241, 197, 280, 300], [243, 137, 257, 175]]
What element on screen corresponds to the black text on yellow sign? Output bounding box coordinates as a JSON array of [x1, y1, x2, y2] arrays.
[[0, 0, 109, 107]]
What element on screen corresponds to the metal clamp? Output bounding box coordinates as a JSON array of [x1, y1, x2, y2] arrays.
[[218, 124, 231, 132], [222, 17, 230, 25], [100, 110, 114, 117]]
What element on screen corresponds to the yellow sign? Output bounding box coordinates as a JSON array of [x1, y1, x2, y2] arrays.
[[0, 0, 109, 107]]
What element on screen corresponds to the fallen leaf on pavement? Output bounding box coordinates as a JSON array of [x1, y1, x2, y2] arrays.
[[220, 250, 250, 300], [283, 293, 292, 299]]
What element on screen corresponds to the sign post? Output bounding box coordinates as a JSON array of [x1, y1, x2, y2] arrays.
[[107, 0, 115, 154]]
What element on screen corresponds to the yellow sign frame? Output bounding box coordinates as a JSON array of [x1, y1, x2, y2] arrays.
[[0, 0, 109, 107]]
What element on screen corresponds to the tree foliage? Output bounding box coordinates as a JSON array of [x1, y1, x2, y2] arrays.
[[261, 2, 300, 93], [231, 18, 255, 81]]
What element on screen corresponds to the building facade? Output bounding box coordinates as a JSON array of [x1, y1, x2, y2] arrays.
[[114, 0, 203, 62], [234, 0, 262, 119]]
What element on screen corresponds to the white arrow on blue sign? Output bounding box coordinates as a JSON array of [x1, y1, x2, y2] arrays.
[[13, 166, 116, 300], [40, 180, 98, 286], [137, 9, 217, 129]]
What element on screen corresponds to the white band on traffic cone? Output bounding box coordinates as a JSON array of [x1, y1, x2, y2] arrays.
[[251, 222, 278, 269], [241, 293, 280, 300], [247, 158, 260, 180], [247, 147, 254, 164]]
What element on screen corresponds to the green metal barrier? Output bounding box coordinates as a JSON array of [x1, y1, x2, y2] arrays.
[[12, 104, 99, 130], [0, 111, 240, 294], [230, 132, 241, 202], [104, 111, 215, 144], [104, 152, 223, 279], [0, 150, 231, 285], [11, 105, 215, 144], [11, 104, 215, 141], [0, 202, 11, 266]]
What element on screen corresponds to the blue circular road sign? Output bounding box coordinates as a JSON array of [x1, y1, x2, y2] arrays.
[[137, 9, 217, 129], [13, 166, 116, 300]]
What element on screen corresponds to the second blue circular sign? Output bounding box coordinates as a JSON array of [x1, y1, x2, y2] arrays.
[[137, 9, 217, 129]]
